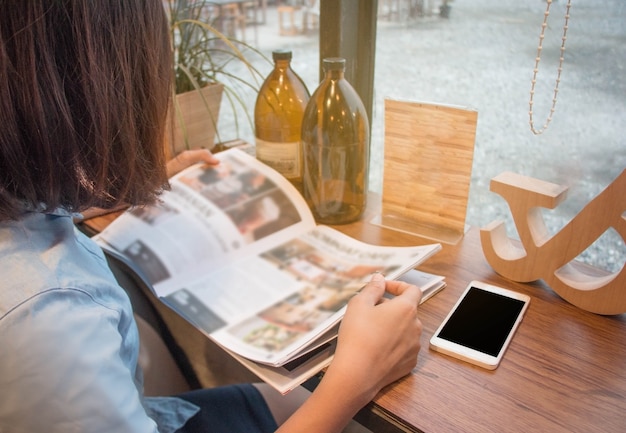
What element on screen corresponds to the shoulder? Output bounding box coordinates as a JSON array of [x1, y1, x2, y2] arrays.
[[0, 215, 162, 432], [0, 288, 154, 433], [0, 286, 136, 372], [0, 211, 127, 316]]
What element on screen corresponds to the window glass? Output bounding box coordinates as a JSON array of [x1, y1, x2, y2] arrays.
[[371, 0, 625, 273], [229, 0, 625, 273]]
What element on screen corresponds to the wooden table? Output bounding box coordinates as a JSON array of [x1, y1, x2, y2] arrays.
[[335, 214, 626, 433], [80, 198, 626, 433]]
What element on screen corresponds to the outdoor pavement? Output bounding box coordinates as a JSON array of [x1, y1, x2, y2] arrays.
[[224, 0, 625, 272]]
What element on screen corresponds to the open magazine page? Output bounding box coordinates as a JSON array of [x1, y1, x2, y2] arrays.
[[211, 268, 446, 395], [233, 270, 446, 395], [154, 225, 441, 367], [95, 148, 315, 284]]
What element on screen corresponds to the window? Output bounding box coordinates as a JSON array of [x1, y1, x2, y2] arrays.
[[228, 0, 625, 273]]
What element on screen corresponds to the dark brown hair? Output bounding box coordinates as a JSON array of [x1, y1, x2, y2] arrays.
[[0, 0, 172, 220]]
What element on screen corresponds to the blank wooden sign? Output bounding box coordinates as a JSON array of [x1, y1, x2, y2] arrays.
[[377, 99, 478, 244]]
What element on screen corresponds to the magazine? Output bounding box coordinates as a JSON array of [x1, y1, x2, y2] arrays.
[[95, 147, 442, 393]]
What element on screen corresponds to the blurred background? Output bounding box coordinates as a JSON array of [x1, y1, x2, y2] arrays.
[[207, 0, 626, 273]]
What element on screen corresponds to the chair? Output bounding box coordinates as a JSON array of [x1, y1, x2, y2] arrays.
[[104, 249, 201, 396], [378, 0, 401, 21], [302, 0, 319, 33], [257, 0, 268, 24], [241, 1, 259, 25], [219, 3, 247, 43], [240, 1, 260, 45], [277, 2, 302, 36]]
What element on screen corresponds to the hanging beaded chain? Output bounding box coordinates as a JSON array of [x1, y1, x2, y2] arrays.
[[529, 0, 572, 135]]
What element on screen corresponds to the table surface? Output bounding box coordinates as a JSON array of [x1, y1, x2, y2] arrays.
[[81, 199, 626, 433], [335, 211, 626, 433]]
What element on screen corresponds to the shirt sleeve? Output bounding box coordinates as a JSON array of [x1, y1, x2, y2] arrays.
[[0, 288, 160, 433]]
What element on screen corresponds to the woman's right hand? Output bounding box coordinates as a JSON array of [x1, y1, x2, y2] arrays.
[[327, 272, 423, 404], [276, 273, 423, 433]]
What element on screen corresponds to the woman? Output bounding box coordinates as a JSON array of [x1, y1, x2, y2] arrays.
[[0, 1, 423, 432]]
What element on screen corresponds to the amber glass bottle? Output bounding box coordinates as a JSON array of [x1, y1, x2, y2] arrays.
[[301, 58, 370, 224], [254, 50, 310, 192]]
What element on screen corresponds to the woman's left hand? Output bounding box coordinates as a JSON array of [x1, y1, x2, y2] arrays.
[[166, 149, 220, 177], [78, 149, 220, 221]]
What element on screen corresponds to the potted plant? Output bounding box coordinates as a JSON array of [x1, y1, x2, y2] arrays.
[[165, 0, 267, 156]]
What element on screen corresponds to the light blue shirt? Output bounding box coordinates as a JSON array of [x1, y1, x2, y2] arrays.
[[0, 210, 198, 433]]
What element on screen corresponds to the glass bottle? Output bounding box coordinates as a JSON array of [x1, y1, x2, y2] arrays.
[[254, 49, 310, 192], [301, 57, 370, 224]]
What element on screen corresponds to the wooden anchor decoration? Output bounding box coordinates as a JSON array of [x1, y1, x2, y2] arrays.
[[480, 169, 626, 315]]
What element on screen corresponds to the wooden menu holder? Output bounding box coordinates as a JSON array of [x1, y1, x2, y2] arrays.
[[373, 99, 477, 244], [480, 170, 626, 315]]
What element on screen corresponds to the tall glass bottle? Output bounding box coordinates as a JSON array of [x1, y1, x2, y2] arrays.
[[301, 57, 370, 224], [255, 50, 310, 192]]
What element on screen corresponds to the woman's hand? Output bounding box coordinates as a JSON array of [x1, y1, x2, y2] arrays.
[[328, 273, 423, 402], [79, 149, 220, 221], [277, 273, 423, 433], [166, 148, 220, 177]]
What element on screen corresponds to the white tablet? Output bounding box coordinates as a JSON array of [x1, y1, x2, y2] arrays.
[[429, 280, 530, 370]]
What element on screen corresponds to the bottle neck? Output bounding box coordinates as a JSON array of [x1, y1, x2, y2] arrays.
[[275, 59, 291, 71], [325, 69, 344, 81]]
